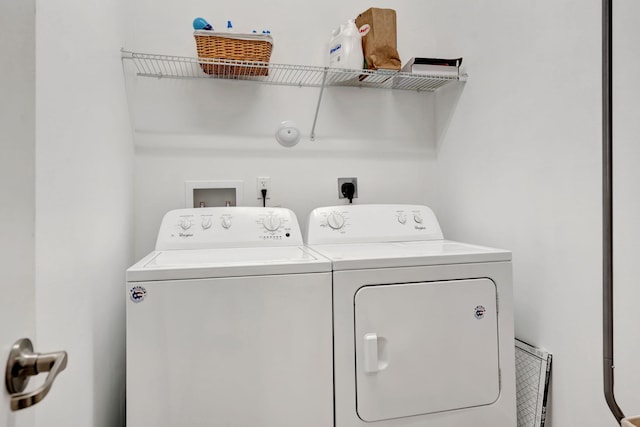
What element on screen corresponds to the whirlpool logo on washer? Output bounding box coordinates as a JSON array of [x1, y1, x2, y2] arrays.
[[474, 305, 486, 319], [129, 286, 147, 303]]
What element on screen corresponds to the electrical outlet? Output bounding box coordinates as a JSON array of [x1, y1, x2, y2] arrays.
[[338, 177, 358, 200], [257, 176, 271, 199]]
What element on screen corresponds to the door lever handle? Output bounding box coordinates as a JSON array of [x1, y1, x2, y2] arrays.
[[5, 338, 68, 411]]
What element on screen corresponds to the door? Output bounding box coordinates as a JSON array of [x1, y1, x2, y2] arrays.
[[0, 79, 36, 425], [0, 149, 35, 427], [1, 86, 67, 423], [354, 279, 500, 421], [2, 0, 36, 424]]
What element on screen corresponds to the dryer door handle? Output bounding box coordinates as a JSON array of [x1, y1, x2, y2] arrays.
[[363, 333, 379, 374]]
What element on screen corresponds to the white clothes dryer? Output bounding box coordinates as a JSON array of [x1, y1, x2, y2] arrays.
[[306, 204, 516, 427], [126, 207, 333, 427]]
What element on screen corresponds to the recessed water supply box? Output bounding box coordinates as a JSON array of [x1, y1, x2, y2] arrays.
[[185, 180, 244, 208]]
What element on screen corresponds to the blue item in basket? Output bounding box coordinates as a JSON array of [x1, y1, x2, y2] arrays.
[[193, 17, 213, 31]]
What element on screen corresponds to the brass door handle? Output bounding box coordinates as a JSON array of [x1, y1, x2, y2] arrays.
[[5, 338, 68, 411]]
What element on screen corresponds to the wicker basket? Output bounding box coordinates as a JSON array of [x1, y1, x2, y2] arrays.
[[194, 31, 273, 76]]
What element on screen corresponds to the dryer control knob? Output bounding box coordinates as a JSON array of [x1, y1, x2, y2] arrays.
[[262, 215, 281, 232], [413, 214, 423, 224], [180, 218, 192, 230], [397, 213, 407, 224], [327, 212, 345, 230], [221, 217, 232, 229]]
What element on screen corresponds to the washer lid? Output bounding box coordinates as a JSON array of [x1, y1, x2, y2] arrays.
[[127, 246, 331, 282], [307, 240, 511, 271]]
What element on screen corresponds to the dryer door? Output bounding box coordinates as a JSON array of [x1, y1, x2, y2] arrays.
[[354, 278, 500, 421]]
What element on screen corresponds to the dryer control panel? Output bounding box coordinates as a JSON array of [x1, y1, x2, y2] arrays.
[[155, 207, 303, 250], [305, 204, 444, 245]]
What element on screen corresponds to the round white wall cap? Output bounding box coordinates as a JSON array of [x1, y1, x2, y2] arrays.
[[275, 121, 301, 147]]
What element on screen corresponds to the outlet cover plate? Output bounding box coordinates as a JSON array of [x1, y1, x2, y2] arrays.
[[338, 177, 358, 200]]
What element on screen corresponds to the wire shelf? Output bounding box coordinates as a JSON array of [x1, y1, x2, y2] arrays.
[[121, 50, 465, 92]]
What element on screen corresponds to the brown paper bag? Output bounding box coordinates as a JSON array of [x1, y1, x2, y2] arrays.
[[355, 8, 401, 71]]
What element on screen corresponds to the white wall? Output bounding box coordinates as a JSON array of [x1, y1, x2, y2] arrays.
[[126, 0, 453, 258], [34, 0, 133, 425], [431, 0, 638, 425]]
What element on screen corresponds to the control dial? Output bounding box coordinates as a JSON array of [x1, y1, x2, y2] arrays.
[[262, 215, 282, 232], [221, 217, 232, 229], [397, 213, 407, 224], [327, 212, 345, 230], [180, 218, 192, 230], [201, 217, 212, 230], [413, 214, 423, 224]]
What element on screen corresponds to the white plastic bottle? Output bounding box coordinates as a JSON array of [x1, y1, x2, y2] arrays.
[[327, 19, 363, 70]]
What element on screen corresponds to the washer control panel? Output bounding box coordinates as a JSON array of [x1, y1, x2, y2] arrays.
[[305, 204, 444, 245], [156, 207, 303, 250]]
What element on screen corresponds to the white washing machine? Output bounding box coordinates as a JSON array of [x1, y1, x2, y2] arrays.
[[126, 207, 333, 427], [306, 204, 517, 427]]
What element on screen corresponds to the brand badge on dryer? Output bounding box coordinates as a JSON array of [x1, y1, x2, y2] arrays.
[[130, 286, 147, 303], [474, 305, 486, 319]]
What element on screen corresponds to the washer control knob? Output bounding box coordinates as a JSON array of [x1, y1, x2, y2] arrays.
[[201, 217, 212, 230], [262, 215, 281, 232], [221, 217, 232, 229], [180, 218, 192, 230], [413, 214, 423, 224], [397, 213, 407, 224], [327, 212, 345, 230]]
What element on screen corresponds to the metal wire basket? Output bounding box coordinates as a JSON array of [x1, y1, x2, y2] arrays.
[[193, 31, 273, 76]]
